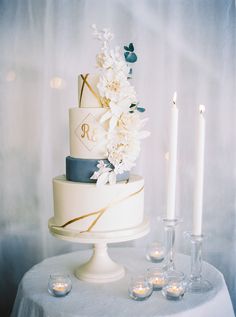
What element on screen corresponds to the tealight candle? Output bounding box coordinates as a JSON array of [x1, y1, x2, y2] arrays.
[[149, 250, 165, 262], [128, 275, 153, 301], [48, 274, 72, 297], [162, 271, 186, 300], [146, 242, 165, 263], [52, 282, 69, 296], [132, 286, 151, 298], [166, 284, 184, 298], [147, 267, 167, 291], [150, 276, 166, 290]]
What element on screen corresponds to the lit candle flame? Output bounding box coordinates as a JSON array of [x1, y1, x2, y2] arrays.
[[199, 104, 205, 114], [173, 91, 177, 105]]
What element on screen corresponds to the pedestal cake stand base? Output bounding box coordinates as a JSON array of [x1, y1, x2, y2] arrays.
[[48, 218, 149, 283], [75, 243, 125, 283]]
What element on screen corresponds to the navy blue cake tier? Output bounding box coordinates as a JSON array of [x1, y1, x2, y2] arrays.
[[66, 156, 129, 183]]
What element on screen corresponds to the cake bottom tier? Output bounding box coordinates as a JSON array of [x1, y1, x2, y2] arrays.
[[52, 174, 144, 233]]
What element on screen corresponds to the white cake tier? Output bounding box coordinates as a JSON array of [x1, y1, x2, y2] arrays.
[[69, 107, 109, 159], [78, 73, 102, 108], [52, 174, 144, 233]]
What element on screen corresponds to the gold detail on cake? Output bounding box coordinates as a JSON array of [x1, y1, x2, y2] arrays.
[[75, 113, 103, 151], [81, 123, 96, 142], [79, 74, 103, 107], [52, 186, 144, 233], [78, 74, 89, 107], [100, 97, 110, 108]]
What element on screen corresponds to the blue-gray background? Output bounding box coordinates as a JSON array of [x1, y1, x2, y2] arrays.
[[0, 0, 235, 316]]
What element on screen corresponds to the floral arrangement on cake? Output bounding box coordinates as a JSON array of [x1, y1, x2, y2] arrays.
[[90, 25, 150, 185]]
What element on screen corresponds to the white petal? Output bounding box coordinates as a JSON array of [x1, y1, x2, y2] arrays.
[[100, 166, 112, 173], [138, 130, 151, 139], [109, 116, 118, 130], [97, 160, 106, 169], [110, 103, 122, 116], [139, 117, 149, 128], [100, 111, 112, 123], [90, 171, 100, 180], [108, 171, 116, 185], [97, 172, 109, 186]]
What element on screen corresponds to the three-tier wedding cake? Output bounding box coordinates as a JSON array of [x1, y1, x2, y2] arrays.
[[51, 25, 149, 234]]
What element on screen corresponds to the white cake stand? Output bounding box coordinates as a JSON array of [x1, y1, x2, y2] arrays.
[[48, 217, 149, 283]]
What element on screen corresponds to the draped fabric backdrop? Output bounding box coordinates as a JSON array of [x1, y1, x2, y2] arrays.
[[0, 0, 235, 315]]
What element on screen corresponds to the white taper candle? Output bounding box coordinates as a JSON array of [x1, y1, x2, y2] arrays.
[[166, 92, 179, 219], [193, 105, 206, 235]]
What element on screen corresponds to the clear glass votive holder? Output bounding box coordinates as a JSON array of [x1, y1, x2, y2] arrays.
[[48, 273, 72, 297], [147, 267, 168, 291], [128, 275, 153, 301], [146, 242, 165, 263], [162, 271, 186, 301]]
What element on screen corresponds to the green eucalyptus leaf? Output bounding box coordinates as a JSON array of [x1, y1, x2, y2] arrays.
[[137, 107, 146, 113], [124, 52, 129, 59], [124, 45, 130, 51], [125, 52, 137, 63], [129, 43, 134, 52]]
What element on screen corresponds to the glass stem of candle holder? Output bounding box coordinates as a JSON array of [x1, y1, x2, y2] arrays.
[[186, 233, 213, 293], [162, 219, 180, 271], [190, 236, 202, 280]]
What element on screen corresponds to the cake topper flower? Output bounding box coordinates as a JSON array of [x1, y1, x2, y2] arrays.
[[90, 25, 150, 185]]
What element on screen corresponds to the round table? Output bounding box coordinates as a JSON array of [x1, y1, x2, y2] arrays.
[[11, 248, 235, 317]]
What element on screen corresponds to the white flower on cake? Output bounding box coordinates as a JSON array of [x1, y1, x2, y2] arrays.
[[90, 160, 116, 186], [92, 24, 114, 45], [96, 47, 129, 74], [107, 113, 150, 173], [91, 113, 150, 185], [97, 69, 126, 102], [98, 69, 137, 131], [89, 25, 150, 185], [118, 112, 149, 135]]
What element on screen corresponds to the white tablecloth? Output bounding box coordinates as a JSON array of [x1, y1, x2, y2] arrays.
[[12, 248, 235, 317]]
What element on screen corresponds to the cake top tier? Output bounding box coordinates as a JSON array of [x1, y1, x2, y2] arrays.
[[75, 25, 150, 185]]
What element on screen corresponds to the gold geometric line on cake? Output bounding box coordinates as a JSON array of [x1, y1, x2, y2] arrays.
[[79, 73, 88, 107], [83, 185, 140, 232], [52, 186, 144, 233], [79, 74, 103, 107]]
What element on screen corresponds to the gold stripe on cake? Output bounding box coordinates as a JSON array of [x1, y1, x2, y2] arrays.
[[79, 74, 103, 107], [79, 73, 89, 107], [52, 186, 144, 233]]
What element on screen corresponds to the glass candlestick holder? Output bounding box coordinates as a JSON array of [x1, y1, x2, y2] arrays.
[[185, 232, 213, 293], [48, 273, 72, 297], [162, 218, 182, 271]]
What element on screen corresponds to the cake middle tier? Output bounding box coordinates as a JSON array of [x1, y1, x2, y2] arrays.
[[66, 156, 129, 183], [69, 107, 109, 159], [52, 174, 144, 233]]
